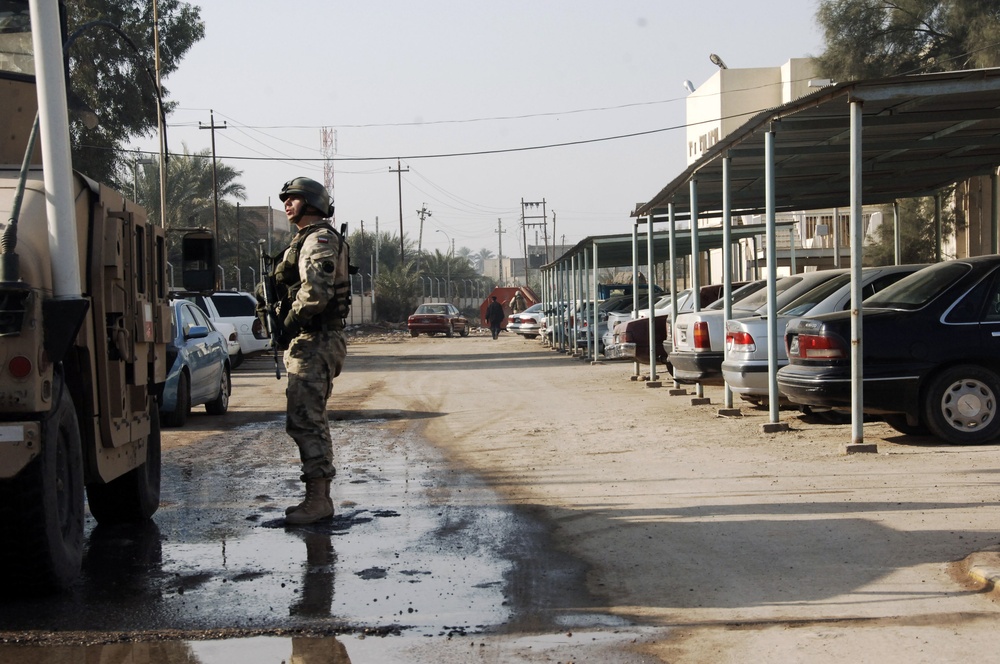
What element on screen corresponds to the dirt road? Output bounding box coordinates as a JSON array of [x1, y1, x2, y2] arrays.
[[324, 330, 1000, 662], [9, 329, 1000, 663]]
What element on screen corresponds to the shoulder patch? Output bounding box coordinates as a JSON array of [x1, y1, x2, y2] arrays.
[[316, 236, 330, 244]]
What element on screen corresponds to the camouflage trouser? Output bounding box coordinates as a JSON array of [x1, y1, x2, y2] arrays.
[[284, 329, 347, 481]]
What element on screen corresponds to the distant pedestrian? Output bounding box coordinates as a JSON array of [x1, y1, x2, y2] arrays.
[[485, 296, 505, 340], [510, 290, 526, 313]]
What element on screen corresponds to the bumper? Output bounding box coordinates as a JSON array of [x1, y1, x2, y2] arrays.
[[669, 350, 725, 385], [0, 421, 41, 479], [721, 358, 786, 395], [604, 342, 637, 361], [776, 365, 921, 415], [408, 324, 450, 334]]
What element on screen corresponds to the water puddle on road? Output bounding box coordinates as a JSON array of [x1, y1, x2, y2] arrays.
[[0, 628, 658, 663], [0, 416, 644, 662]]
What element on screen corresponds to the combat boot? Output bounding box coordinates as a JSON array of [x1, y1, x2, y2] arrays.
[[285, 479, 334, 525], [285, 479, 334, 515]]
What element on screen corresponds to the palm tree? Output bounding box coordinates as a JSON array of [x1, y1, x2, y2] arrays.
[[129, 145, 247, 286]]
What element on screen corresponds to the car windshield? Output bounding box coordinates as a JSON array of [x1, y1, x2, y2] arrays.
[[0, 1, 33, 77], [863, 261, 970, 310], [705, 281, 767, 310], [648, 289, 691, 312], [210, 293, 256, 317], [736, 276, 803, 311], [523, 303, 543, 313], [416, 304, 448, 315], [778, 273, 852, 316]]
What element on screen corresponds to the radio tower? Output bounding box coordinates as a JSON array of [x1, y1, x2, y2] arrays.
[[321, 128, 337, 219]]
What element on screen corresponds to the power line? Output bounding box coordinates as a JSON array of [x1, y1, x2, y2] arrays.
[[115, 121, 684, 164]]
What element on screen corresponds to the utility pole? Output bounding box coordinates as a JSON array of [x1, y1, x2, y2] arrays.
[[235, 202, 240, 290], [496, 218, 506, 285], [415, 203, 432, 272], [551, 211, 557, 262], [521, 198, 547, 287], [199, 110, 226, 266], [389, 159, 409, 265]]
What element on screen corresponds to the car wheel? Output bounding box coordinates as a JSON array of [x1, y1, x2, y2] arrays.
[[87, 402, 161, 523], [446, 324, 454, 338], [162, 371, 190, 428], [205, 367, 231, 415], [882, 413, 929, 436], [410, 329, 418, 337], [460, 324, 469, 337], [232, 350, 244, 369], [0, 373, 84, 590], [924, 365, 1000, 445]]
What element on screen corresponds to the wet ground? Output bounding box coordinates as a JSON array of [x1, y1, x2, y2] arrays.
[[0, 362, 652, 662]]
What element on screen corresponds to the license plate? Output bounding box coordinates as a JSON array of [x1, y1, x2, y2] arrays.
[[0, 424, 25, 442]]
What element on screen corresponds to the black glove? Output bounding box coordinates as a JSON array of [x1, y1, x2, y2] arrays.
[[277, 312, 302, 349]]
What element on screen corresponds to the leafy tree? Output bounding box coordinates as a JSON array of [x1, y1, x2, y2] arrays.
[[476, 248, 495, 272], [346, 228, 414, 276], [65, 0, 205, 186], [815, 0, 1000, 82], [864, 193, 955, 265], [129, 146, 246, 287], [815, 0, 999, 260], [373, 263, 420, 323]]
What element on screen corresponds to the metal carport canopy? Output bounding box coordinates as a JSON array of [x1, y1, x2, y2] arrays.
[[633, 67, 1000, 221], [543, 221, 793, 270]]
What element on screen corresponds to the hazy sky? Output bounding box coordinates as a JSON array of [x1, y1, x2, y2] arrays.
[[141, 0, 823, 256]]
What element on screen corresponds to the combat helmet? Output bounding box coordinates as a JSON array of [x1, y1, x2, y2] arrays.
[[279, 177, 334, 217]]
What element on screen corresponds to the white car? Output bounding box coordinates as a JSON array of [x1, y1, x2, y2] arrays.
[[669, 270, 848, 385], [176, 291, 270, 367], [213, 320, 242, 362], [507, 302, 544, 339]]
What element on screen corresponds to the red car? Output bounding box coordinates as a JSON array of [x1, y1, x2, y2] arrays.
[[407, 303, 470, 337]]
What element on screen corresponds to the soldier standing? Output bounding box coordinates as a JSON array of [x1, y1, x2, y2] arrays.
[[267, 177, 350, 525]]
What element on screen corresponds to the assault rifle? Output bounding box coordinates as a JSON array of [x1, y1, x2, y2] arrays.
[[258, 240, 282, 380]]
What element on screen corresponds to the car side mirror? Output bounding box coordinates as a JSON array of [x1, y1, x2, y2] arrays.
[[186, 325, 210, 340]]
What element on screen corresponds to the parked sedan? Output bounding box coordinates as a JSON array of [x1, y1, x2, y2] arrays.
[[604, 282, 760, 363], [722, 264, 924, 405], [508, 302, 544, 339], [408, 302, 469, 337], [160, 299, 232, 428], [777, 256, 1000, 445], [669, 270, 847, 385]]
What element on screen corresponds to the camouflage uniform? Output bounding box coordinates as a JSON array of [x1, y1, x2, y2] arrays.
[[275, 222, 347, 481]]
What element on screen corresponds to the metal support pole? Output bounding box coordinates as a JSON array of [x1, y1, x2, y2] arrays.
[[647, 215, 656, 378], [631, 222, 640, 376], [690, 179, 703, 399], [722, 155, 734, 409], [892, 201, 903, 265], [935, 193, 943, 263], [668, 204, 679, 389], [993, 169, 1000, 255], [765, 129, 780, 423], [849, 100, 867, 449]]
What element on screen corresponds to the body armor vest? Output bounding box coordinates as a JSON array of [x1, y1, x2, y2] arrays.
[[274, 222, 352, 330]]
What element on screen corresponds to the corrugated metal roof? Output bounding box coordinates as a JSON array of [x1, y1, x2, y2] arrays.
[[549, 221, 794, 270], [633, 67, 1000, 221]]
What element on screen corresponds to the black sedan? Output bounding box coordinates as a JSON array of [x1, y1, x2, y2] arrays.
[[777, 256, 1000, 444]]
